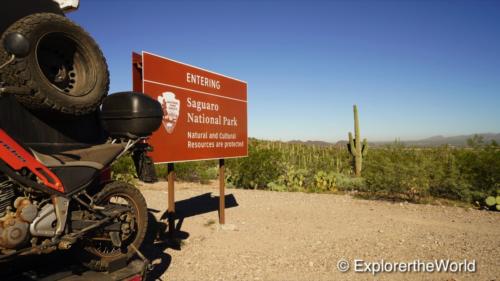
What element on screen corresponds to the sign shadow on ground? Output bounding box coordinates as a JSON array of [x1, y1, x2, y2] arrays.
[[144, 194, 238, 279], [159, 193, 239, 222]]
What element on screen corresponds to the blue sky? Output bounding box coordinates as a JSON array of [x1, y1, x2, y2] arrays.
[[70, 0, 500, 142]]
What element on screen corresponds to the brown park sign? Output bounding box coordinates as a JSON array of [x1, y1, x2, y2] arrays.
[[133, 51, 248, 163]]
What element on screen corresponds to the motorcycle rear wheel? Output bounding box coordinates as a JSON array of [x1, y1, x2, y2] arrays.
[[80, 181, 148, 271]]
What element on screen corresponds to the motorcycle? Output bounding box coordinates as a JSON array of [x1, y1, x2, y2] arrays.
[[0, 33, 162, 271]]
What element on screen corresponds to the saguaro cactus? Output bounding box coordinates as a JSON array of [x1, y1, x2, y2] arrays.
[[348, 105, 368, 177]]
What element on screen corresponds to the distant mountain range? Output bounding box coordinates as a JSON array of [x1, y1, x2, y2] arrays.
[[394, 133, 500, 147], [288, 133, 500, 147]]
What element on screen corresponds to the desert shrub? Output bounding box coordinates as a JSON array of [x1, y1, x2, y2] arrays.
[[363, 146, 432, 201], [226, 140, 284, 189], [268, 167, 338, 193], [268, 165, 310, 192], [155, 160, 218, 184], [427, 149, 472, 201], [175, 161, 218, 183], [335, 173, 366, 191], [453, 143, 500, 200], [313, 171, 337, 192], [111, 155, 137, 183], [154, 164, 167, 179]]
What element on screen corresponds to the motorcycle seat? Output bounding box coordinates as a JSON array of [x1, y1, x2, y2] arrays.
[[29, 143, 127, 194], [31, 143, 126, 170]]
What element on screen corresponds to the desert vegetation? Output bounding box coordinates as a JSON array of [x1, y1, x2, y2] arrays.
[[113, 136, 499, 208]]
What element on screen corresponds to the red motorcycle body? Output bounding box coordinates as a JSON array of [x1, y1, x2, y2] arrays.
[[0, 129, 64, 192]]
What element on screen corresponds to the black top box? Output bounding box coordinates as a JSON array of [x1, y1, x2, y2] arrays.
[[100, 92, 163, 139]]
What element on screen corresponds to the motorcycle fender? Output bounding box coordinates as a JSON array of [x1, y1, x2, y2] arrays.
[[0, 129, 64, 192]]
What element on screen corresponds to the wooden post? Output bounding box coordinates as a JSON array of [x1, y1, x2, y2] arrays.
[[219, 159, 225, 224], [167, 163, 175, 236]]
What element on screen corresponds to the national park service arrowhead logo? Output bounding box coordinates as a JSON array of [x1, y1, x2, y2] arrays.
[[157, 92, 180, 134]]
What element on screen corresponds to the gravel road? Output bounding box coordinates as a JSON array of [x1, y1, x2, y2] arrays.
[[139, 181, 499, 281]]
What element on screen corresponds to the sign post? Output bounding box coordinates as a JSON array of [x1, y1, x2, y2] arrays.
[[133, 52, 247, 227], [219, 159, 225, 224], [167, 163, 175, 233]]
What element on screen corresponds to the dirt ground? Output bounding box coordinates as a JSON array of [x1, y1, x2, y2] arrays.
[[139, 181, 499, 281]]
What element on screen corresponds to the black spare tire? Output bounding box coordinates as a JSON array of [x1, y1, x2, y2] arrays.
[[0, 13, 109, 115]]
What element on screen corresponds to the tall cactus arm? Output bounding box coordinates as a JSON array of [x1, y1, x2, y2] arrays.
[[348, 132, 356, 156], [354, 105, 360, 141], [362, 138, 368, 156], [353, 105, 362, 157]]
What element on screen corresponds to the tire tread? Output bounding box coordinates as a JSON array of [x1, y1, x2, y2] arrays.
[[0, 13, 109, 115]]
